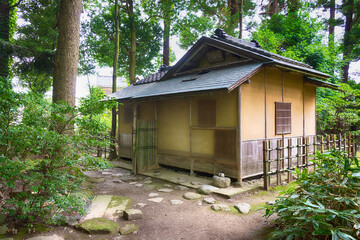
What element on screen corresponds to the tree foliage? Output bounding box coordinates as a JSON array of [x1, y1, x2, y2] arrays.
[[0, 78, 114, 225]]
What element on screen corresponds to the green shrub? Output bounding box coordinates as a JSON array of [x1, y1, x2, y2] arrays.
[[265, 151, 360, 240], [0, 79, 115, 225]]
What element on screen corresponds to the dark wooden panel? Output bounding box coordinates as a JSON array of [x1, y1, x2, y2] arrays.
[[215, 129, 236, 161], [198, 99, 216, 127]]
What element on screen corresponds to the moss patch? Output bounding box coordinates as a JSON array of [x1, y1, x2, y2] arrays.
[[108, 196, 132, 210], [75, 218, 119, 234]]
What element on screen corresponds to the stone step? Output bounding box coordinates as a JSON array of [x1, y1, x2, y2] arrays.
[[81, 195, 113, 222]]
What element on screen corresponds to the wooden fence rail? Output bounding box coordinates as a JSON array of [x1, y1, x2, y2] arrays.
[[263, 133, 357, 191]]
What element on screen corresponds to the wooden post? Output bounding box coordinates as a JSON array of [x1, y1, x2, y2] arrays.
[[327, 135, 331, 151], [237, 86, 242, 183], [302, 136, 306, 166], [320, 136, 324, 153], [313, 136, 317, 171], [277, 140, 281, 186], [263, 141, 270, 191], [305, 137, 309, 167], [297, 137, 301, 171], [287, 138, 292, 183], [189, 97, 195, 176], [132, 103, 138, 174]]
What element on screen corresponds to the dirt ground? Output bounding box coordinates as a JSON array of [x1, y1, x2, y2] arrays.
[[20, 166, 277, 240]]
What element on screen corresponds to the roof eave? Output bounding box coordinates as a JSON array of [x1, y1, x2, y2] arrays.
[[304, 77, 339, 90]]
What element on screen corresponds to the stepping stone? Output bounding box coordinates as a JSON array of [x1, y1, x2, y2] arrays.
[[211, 204, 230, 212], [144, 180, 152, 184], [112, 180, 122, 184], [123, 209, 143, 220], [112, 173, 123, 177], [148, 193, 159, 197], [103, 196, 131, 220], [153, 172, 161, 176], [119, 224, 138, 235], [163, 184, 172, 188], [191, 181, 202, 186], [170, 200, 183, 205], [143, 184, 156, 191], [135, 203, 147, 208], [101, 172, 112, 175], [175, 186, 188, 191], [82, 195, 113, 221], [135, 184, 143, 187], [75, 218, 119, 234], [183, 192, 201, 200], [197, 185, 219, 195], [26, 234, 64, 240], [0, 225, 8, 235], [86, 176, 106, 183], [147, 197, 163, 203], [129, 182, 137, 185], [203, 197, 216, 204], [234, 203, 251, 214], [144, 177, 152, 181], [213, 176, 231, 188], [158, 188, 172, 193]]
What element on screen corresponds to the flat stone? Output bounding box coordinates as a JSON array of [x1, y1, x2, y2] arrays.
[[0, 214, 6, 224], [143, 180, 152, 184], [148, 193, 159, 197], [163, 184, 172, 188], [135, 184, 143, 187], [0, 225, 8, 235], [123, 209, 143, 220], [158, 188, 172, 193], [103, 196, 131, 220], [112, 180, 122, 184], [266, 201, 276, 205], [234, 203, 251, 214], [212, 176, 231, 188], [175, 186, 188, 191], [26, 235, 64, 240], [121, 175, 140, 182], [112, 173, 124, 177], [129, 182, 137, 185], [183, 192, 201, 200], [153, 172, 161, 176], [203, 197, 216, 204], [85, 176, 106, 183], [101, 172, 112, 175], [144, 177, 152, 181], [197, 185, 219, 195], [191, 181, 202, 186], [143, 184, 156, 191], [82, 195, 113, 221], [147, 197, 163, 203], [211, 204, 230, 212], [134, 203, 147, 208], [119, 224, 138, 235], [75, 218, 119, 234], [170, 200, 183, 205]]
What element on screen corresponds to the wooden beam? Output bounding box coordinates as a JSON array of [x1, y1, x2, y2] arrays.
[[189, 97, 195, 176], [132, 103, 138, 174], [237, 86, 242, 183]]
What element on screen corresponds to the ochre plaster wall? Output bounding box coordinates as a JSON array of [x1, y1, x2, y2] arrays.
[[283, 72, 304, 137], [304, 84, 316, 136], [139, 102, 155, 121], [118, 104, 132, 134], [241, 68, 265, 141], [157, 98, 190, 153]]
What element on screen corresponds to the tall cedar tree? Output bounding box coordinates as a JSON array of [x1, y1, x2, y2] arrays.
[[53, 0, 82, 106]]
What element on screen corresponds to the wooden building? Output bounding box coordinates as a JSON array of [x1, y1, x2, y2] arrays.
[[110, 29, 337, 182]]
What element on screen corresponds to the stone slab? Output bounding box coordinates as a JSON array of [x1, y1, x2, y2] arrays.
[[103, 196, 131, 220], [123, 209, 143, 220], [82, 195, 113, 222], [119, 224, 138, 235], [147, 197, 163, 203]]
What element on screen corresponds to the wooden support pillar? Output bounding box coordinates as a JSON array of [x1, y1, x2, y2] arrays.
[[132, 103, 138, 175], [189, 97, 195, 176], [237, 86, 242, 183], [263, 140, 270, 191], [287, 138, 292, 183]]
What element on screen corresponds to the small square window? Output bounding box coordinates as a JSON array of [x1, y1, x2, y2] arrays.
[[275, 102, 291, 135], [198, 99, 216, 127]]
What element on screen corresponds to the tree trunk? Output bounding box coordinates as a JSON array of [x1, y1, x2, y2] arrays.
[[0, 2, 10, 79], [328, 0, 335, 49], [109, 0, 120, 160], [270, 0, 278, 16], [162, 0, 170, 66], [342, 0, 354, 83], [227, 0, 238, 33], [128, 0, 136, 84], [238, 0, 243, 39], [52, 0, 82, 106]]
